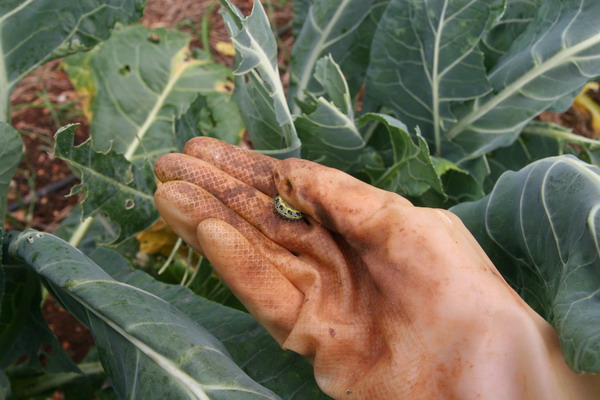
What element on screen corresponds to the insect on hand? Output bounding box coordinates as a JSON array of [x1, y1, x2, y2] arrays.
[[274, 194, 304, 221]]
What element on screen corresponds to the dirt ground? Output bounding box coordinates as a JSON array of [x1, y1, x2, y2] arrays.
[[3, 0, 599, 396]]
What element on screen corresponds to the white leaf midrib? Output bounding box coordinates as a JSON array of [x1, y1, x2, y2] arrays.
[[293, 0, 353, 110], [65, 279, 277, 399], [447, 31, 600, 139]]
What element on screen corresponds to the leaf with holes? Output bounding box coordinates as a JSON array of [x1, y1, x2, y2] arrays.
[[64, 25, 231, 163], [53, 124, 158, 243], [0, 0, 144, 118]]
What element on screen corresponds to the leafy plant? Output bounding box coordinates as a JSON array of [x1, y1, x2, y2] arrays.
[[1, 0, 600, 398], [219, 0, 600, 373]]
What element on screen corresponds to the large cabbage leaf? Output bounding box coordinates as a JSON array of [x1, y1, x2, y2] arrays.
[[365, 0, 600, 164], [452, 156, 600, 373], [5, 230, 283, 399]]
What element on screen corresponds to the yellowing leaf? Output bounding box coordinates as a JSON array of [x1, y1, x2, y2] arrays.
[[215, 41, 236, 57], [573, 82, 600, 137], [136, 219, 179, 256]]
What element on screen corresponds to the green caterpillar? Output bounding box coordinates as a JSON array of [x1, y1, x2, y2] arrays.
[[274, 194, 304, 221]]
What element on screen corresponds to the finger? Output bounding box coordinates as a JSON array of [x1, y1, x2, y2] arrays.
[[273, 158, 412, 243], [155, 153, 354, 299], [184, 137, 278, 195], [155, 152, 321, 250], [155, 180, 316, 296], [197, 218, 303, 342]]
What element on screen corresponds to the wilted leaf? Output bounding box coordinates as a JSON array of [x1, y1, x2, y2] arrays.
[[452, 156, 600, 373], [573, 83, 600, 137], [215, 41, 236, 57], [54, 124, 158, 243], [136, 219, 179, 257], [62, 52, 96, 121]]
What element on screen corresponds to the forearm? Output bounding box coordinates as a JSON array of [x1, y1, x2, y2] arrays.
[[446, 307, 600, 400]]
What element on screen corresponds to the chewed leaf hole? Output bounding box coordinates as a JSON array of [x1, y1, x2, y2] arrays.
[[125, 199, 135, 209], [27, 236, 34, 243], [147, 33, 161, 44], [119, 65, 131, 75]]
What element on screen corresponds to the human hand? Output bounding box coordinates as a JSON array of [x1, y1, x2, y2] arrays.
[[154, 138, 599, 400]]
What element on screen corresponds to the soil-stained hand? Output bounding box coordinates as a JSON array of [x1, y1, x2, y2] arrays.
[[154, 137, 600, 400]]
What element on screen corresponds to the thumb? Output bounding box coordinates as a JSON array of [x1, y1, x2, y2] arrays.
[[273, 159, 413, 240]]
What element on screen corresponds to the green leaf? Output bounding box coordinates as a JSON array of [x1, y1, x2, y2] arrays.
[[64, 25, 231, 162], [174, 92, 245, 151], [0, 259, 77, 375], [447, 0, 600, 161], [219, 0, 300, 158], [0, 0, 144, 119], [360, 113, 443, 198], [416, 157, 484, 208], [6, 230, 282, 399], [313, 55, 353, 118], [481, 0, 543, 70], [0, 369, 9, 399], [451, 156, 600, 373], [296, 97, 364, 170], [9, 362, 106, 400], [365, 0, 504, 157], [89, 248, 331, 399], [0, 123, 21, 221], [289, 0, 389, 105], [53, 124, 158, 243], [61, 51, 96, 121], [485, 121, 600, 190], [295, 56, 364, 170]]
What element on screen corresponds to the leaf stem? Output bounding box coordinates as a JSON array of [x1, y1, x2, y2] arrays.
[[291, 0, 352, 115], [0, 36, 10, 123], [522, 124, 600, 147], [68, 216, 95, 247], [11, 362, 104, 398], [447, 32, 600, 140], [158, 237, 183, 275]]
